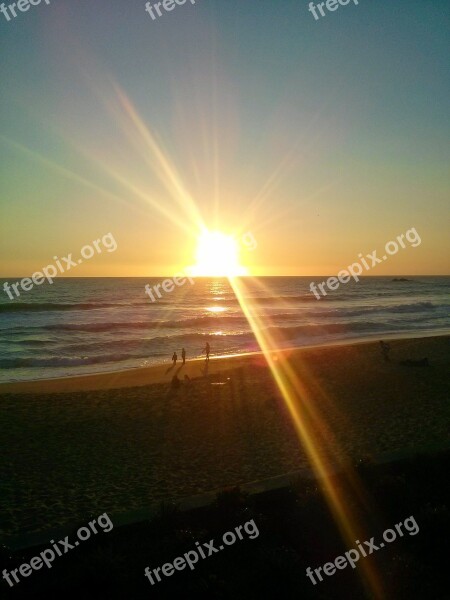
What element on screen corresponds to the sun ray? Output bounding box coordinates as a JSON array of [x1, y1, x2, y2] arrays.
[[228, 275, 385, 599], [112, 84, 205, 232], [0, 136, 136, 214], [73, 145, 193, 235]]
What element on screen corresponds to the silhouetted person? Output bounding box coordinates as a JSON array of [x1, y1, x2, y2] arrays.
[[181, 347, 186, 365], [204, 342, 210, 362], [171, 374, 180, 390], [379, 340, 391, 362], [172, 351, 177, 366]]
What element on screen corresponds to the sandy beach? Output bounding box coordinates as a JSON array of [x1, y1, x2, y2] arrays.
[[0, 335, 449, 541]]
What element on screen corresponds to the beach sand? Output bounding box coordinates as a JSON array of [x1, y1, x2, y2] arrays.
[[0, 335, 449, 540]]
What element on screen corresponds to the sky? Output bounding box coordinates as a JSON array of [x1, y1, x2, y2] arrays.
[[0, 0, 449, 277]]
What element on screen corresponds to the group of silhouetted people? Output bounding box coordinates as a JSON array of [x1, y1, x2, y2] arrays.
[[171, 343, 210, 366], [171, 373, 191, 390], [172, 347, 186, 366]]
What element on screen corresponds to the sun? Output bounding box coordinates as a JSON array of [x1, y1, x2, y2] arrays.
[[189, 230, 248, 277]]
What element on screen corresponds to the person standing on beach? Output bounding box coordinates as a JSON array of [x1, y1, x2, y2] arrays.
[[181, 347, 186, 365], [172, 351, 177, 366], [204, 342, 210, 362]]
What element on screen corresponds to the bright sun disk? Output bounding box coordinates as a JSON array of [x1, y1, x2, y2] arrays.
[[190, 230, 248, 277]]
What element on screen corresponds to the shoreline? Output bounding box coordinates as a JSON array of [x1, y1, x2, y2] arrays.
[[1, 329, 449, 394]]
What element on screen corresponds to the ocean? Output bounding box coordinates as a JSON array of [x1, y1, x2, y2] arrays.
[[0, 276, 449, 383]]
